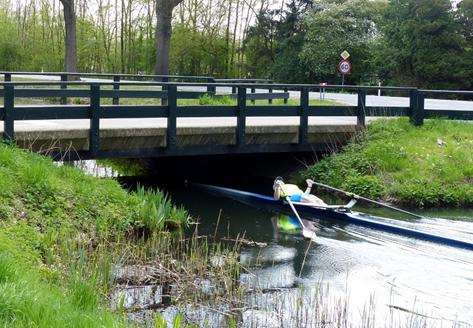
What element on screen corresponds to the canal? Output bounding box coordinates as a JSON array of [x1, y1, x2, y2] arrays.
[[126, 175, 473, 327]]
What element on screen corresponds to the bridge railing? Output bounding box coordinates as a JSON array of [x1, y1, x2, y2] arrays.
[[0, 80, 472, 159], [1, 72, 291, 105], [213, 78, 286, 104]]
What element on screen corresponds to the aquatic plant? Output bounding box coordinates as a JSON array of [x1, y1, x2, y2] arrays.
[[133, 185, 190, 232]]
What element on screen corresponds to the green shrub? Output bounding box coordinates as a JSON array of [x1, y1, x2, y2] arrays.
[[341, 175, 385, 199], [199, 94, 234, 105]]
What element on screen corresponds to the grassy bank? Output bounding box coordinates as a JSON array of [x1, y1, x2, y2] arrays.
[[0, 143, 189, 327], [303, 118, 473, 207]]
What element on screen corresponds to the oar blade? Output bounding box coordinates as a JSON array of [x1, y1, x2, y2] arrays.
[[302, 229, 318, 241]]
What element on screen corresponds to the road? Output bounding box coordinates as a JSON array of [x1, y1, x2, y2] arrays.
[[10, 74, 473, 111]]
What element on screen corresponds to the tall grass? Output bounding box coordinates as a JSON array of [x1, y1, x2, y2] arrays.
[[0, 232, 129, 328], [0, 143, 189, 327], [303, 118, 473, 207], [133, 186, 189, 232]]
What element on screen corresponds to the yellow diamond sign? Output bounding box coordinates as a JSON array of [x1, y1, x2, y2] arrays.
[[340, 50, 350, 60]]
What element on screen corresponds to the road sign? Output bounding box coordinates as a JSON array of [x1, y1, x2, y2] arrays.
[[338, 59, 352, 75], [340, 50, 350, 60]]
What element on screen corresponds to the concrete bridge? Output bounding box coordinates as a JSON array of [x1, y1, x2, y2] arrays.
[[1, 73, 472, 161]]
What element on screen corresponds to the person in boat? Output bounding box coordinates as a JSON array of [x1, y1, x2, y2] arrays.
[[273, 176, 327, 206]]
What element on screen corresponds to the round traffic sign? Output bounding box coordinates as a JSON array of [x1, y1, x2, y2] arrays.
[[338, 59, 352, 75]]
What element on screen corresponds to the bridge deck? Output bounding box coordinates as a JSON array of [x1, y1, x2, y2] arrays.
[[2, 117, 358, 156]]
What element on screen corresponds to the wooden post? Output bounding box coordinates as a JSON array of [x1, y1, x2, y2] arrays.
[[60, 74, 68, 105], [410, 89, 424, 126], [167, 84, 177, 148], [206, 78, 216, 96], [89, 84, 100, 154], [3, 84, 14, 141], [161, 76, 169, 106], [299, 87, 309, 145], [236, 86, 246, 146], [113, 75, 120, 105], [357, 88, 367, 129]]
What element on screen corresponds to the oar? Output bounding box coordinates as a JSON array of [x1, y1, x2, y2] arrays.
[[285, 196, 318, 241], [312, 181, 423, 219]]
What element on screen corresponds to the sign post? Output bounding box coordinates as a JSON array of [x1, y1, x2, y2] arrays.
[[338, 50, 351, 85]]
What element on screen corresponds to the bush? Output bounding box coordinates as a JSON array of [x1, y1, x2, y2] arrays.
[[341, 175, 385, 199]]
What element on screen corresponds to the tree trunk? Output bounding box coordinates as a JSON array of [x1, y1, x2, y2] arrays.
[[155, 0, 183, 75], [60, 0, 78, 73]]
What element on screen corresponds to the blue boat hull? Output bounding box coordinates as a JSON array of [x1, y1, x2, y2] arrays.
[[195, 183, 473, 251]]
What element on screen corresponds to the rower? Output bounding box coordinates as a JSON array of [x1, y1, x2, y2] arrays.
[[273, 177, 327, 206]]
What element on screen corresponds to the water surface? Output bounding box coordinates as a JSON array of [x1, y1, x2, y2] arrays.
[[162, 182, 473, 327]]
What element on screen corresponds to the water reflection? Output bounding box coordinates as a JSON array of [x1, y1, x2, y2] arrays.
[[167, 185, 473, 326]]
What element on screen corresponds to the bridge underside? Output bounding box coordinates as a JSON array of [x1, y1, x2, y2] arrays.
[[7, 117, 358, 160]]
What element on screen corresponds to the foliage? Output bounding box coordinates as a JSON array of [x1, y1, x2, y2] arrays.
[[300, 0, 385, 84], [0, 231, 130, 328], [2, 0, 473, 88], [170, 25, 228, 77], [457, 0, 473, 43], [198, 94, 235, 105], [0, 143, 192, 326], [0, 143, 189, 250], [303, 118, 473, 207], [379, 0, 473, 89], [134, 186, 189, 231]]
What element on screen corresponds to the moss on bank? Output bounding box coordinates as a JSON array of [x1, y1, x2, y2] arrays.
[[303, 118, 473, 207], [0, 143, 189, 327]]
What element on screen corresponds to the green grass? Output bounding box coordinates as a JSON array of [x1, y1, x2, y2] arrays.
[[0, 235, 130, 328], [303, 118, 473, 207], [0, 143, 191, 326]]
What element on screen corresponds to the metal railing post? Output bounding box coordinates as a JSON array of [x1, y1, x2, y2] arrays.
[[60, 74, 68, 104], [284, 87, 288, 104], [113, 75, 120, 105], [299, 87, 309, 145], [90, 84, 100, 154], [250, 84, 256, 104], [167, 84, 177, 148], [268, 81, 273, 104], [236, 86, 247, 146], [410, 89, 424, 126], [357, 88, 367, 129], [3, 84, 14, 141], [4, 73, 11, 82]]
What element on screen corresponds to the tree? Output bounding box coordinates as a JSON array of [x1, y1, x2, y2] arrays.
[[271, 0, 313, 83], [457, 0, 473, 43], [243, 9, 277, 78], [300, 0, 384, 84], [155, 0, 184, 75], [380, 0, 471, 89], [59, 0, 78, 73]]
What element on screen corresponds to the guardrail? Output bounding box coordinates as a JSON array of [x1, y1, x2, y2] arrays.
[[1, 72, 290, 105], [0, 80, 472, 159], [214, 78, 285, 104]]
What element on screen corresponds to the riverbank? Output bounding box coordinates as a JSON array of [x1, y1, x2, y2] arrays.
[[303, 118, 473, 207], [0, 143, 190, 327]]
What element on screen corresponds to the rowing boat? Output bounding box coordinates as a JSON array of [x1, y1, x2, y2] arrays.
[[195, 183, 473, 251]]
